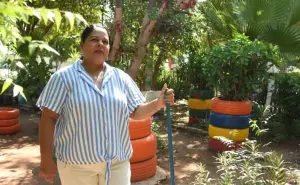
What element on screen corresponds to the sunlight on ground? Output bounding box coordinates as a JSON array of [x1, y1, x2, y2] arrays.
[[0, 146, 40, 180]]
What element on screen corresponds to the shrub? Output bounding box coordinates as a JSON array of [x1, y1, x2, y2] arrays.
[[205, 34, 281, 101], [268, 71, 300, 140], [195, 140, 288, 185]]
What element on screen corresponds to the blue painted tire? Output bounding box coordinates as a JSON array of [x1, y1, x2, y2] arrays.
[[209, 112, 249, 129]]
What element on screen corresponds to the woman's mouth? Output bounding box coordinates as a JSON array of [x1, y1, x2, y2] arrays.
[[95, 50, 104, 55]]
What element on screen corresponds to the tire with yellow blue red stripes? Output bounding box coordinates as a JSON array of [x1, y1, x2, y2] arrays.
[[209, 112, 249, 129], [188, 99, 211, 110], [208, 124, 249, 142]]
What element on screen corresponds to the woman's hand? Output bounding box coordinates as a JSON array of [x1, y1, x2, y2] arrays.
[[39, 157, 57, 184], [155, 83, 175, 110]]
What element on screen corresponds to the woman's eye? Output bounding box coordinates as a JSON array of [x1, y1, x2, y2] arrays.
[[103, 40, 108, 45]]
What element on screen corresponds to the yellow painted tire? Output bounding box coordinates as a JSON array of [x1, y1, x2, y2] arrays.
[[188, 99, 211, 110], [208, 124, 249, 142]]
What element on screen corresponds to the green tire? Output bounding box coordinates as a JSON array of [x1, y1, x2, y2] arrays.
[[189, 89, 214, 100], [189, 109, 211, 118]]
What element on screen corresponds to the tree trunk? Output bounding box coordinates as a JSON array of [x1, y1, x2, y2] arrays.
[[144, 45, 155, 90], [108, 0, 122, 63], [151, 47, 165, 89], [207, 32, 213, 49], [127, 0, 167, 79]]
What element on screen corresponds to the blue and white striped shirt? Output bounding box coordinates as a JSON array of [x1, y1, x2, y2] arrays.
[[36, 59, 145, 184]]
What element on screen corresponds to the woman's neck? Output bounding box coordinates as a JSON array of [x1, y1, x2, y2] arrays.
[[82, 60, 105, 76]]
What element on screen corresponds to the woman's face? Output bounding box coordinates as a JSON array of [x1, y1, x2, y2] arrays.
[[80, 27, 109, 65]]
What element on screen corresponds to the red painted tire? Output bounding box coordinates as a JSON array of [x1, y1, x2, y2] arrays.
[[208, 137, 242, 152], [0, 107, 20, 120], [0, 118, 19, 127], [130, 156, 157, 182], [129, 117, 152, 140], [211, 98, 252, 116], [189, 116, 199, 124], [130, 133, 157, 163], [0, 124, 21, 135]]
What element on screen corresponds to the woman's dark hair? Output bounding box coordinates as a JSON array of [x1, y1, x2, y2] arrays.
[[81, 24, 108, 43], [80, 24, 109, 60]]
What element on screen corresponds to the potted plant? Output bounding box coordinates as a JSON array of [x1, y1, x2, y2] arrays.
[[187, 51, 214, 124], [205, 34, 280, 152]]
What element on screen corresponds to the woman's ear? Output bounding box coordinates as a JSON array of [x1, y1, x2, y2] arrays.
[[80, 41, 84, 52]]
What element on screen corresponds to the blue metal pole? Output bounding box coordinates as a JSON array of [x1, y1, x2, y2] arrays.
[[166, 103, 176, 185]]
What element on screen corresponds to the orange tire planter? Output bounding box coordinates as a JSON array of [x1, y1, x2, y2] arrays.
[[211, 98, 252, 116], [130, 133, 157, 163], [129, 117, 152, 140], [0, 107, 20, 120], [130, 156, 157, 182], [0, 124, 21, 135], [0, 118, 19, 127]]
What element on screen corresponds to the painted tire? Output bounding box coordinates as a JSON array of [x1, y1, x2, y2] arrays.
[[130, 133, 157, 163], [189, 109, 210, 119], [208, 137, 242, 152], [209, 112, 249, 129], [189, 90, 214, 99], [208, 124, 249, 142], [0, 118, 19, 127], [188, 99, 211, 110], [129, 117, 151, 140], [0, 124, 21, 135], [189, 116, 199, 124], [130, 156, 157, 182], [0, 107, 20, 120], [211, 98, 252, 115]]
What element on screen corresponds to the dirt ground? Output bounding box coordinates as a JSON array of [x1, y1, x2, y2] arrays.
[[0, 101, 300, 185]]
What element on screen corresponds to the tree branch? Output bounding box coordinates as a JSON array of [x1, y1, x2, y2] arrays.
[[127, 1, 168, 79], [108, 0, 122, 63]]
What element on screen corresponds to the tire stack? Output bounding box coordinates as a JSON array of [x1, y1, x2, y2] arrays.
[[129, 117, 157, 182], [188, 90, 214, 124], [208, 98, 252, 152], [0, 107, 21, 135]]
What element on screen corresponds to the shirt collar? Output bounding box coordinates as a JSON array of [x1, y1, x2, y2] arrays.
[[74, 59, 113, 74]]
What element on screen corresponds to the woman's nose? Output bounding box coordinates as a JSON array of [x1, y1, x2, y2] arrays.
[[97, 41, 103, 47]]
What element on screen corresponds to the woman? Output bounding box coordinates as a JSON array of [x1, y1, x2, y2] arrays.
[[37, 24, 174, 185]]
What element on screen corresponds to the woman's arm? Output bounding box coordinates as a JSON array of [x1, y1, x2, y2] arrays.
[[130, 84, 174, 120], [39, 107, 59, 183], [39, 107, 59, 159]]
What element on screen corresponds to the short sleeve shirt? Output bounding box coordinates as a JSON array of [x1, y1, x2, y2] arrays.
[[36, 60, 145, 183]]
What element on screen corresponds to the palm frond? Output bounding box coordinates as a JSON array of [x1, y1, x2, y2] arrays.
[[261, 24, 300, 53]]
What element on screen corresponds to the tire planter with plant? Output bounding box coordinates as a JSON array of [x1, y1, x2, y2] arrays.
[[129, 117, 157, 182], [204, 35, 280, 152], [0, 107, 21, 135]]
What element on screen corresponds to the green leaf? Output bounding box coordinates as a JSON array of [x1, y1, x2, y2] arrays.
[[39, 43, 60, 56], [0, 78, 13, 95], [53, 9, 62, 30], [47, 10, 55, 23], [75, 14, 88, 26], [16, 61, 25, 69], [33, 9, 41, 20], [28, 42, 38, 55], [20, 91, 27, 102], [40, 7, 49, 25], [65, 11, 75, 30], [13, 84, 23, 97]]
